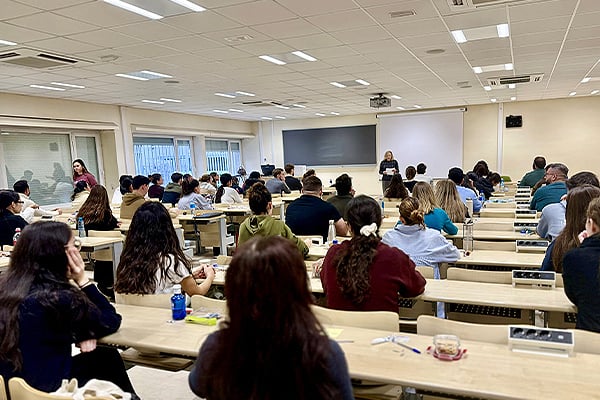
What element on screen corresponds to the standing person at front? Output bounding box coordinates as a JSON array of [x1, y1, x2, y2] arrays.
[[0, 222, 136, 395], [72, 158, 98, 187], [189, 236, 353, 400], [320, 195, 426, 313], [286, 176, 348, 241], [379, 150, 399, 193]]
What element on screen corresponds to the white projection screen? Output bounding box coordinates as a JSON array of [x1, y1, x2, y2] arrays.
[[378, 110, 464, 178]]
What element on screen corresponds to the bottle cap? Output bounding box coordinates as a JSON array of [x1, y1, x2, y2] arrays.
[[173, 284, 182, 294]]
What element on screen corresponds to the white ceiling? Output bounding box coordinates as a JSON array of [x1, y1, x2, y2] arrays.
[[0, 0, 599, 121]]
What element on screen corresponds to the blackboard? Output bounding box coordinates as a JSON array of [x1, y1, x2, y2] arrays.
[[283, 125, 376, 166]]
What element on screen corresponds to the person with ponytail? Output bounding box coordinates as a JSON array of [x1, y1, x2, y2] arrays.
[[214, 173, 243, 204], [382, 197, 460, 280], [319, 195, 425, 313]]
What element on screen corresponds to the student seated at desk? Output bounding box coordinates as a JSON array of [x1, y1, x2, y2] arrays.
[[241, 171, 265, 194], [215, 173, 243, 204], [71, 180, 90, 211], [177, 179, 213, 211], [114, 202, 214, 296], [238, 183, 308, 258], [412, 182, 458, 235], [0, 190, 28, 247], [111, 174, 132, 204], [319, 195, 426, 313], [435, 179, 468, 224], [383, 174, 409, 200], [0, 222, 136, 396], [120, 175, 150, 219], [189, 236, 353, 400]]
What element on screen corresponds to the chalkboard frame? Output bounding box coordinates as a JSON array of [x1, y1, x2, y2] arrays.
[[282, 125, 376, 166]]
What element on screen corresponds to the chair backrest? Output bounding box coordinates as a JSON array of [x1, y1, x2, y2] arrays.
[[447, 268, 513, 284], [88, 230, 123, 238], [0, 375, 6, 400], [415, 266, 434, 279], [115, 293, 171, 309], [473, 222, 514, 231], [416, 315, 508, 344], [190, 295, 228, 314], [311, 305, 399, 332], [8, 377, 111, 399], [473, 240, 516, 251]]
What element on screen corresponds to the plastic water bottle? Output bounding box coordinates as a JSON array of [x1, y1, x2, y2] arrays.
[[478, 191, 485, 204], [190, 202, 196, 216], [466, 198, 473, 218], [500, 178, 505, 192], [327, 219, 337, 244], [12, 228, 21, 246], [463, 220, 474, 254], [171, 284, 186, 320], [379, 195, 385, 209], [77, 217, 86, 238]]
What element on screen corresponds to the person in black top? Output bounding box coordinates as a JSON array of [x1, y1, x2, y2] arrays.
[[327, 174, 354, 219], [284, 163, 303, 191], [378, 150, 399, 193], [404, 165, 417, 193], [0, 190, 28, 247], [242, 171, 265, 194], [148, 173, 164, 200]]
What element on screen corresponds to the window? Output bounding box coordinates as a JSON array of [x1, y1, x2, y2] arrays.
[[206, 139, 242, 174], [133, 136, 193, 182], [0, 130, 102, 206]]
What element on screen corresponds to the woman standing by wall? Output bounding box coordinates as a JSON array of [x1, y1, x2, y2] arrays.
[[378, 150, 399, 193], [72, 159, 97, 187]]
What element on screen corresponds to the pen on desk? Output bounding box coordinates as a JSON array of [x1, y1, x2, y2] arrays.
[[395, 342, 421, 354]]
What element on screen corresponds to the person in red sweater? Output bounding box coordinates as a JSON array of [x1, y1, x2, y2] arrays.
[[319, 195, 426, 313]]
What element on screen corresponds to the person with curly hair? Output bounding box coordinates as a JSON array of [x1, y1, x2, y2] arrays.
[[319, 195, 425, 313]]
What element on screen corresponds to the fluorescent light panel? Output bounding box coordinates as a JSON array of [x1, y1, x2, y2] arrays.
[[228, 109, 243, 113], [508, 83, 516, 89], [396, 106, 405, 110], [51, 82, 85, 89], [330, 112, 340, 115], [160, 98, 182, 103], [292, 104, 306, 108], [581, 77, 591, 83], [0, 39, 17, 46], [275, 116, 286, 119], [261, 117, 273, 120], [259, 55, 286, 65], [291, 51, 317, 62], [413, 105, 422, 109], [391, 95, 402, 99], [497, 24, 510, 38], [215, 92, 235, 98], [315, 113, 326, 116], [355, 79, 370, 86], [168, 0, 205, 12], [483, 86, 491, 91], [275, 104, 289, 109], [453, 23, 510, 43], [142, 99, 164, 104], [213, 110, 228, 114], [491, 98, 497, 102], [510, 96, 517, 101], [235, 91, 255, 96], [115, 73, 148, 81], [102, 0, 163, 19], [592, 90, 600, 95], [451, 30, 467, 43], [140, 70, 172, 78], [473, 63, 513, 74], [29, 84, 65, 91], [569, 91, 576, 96], [330, 82, 346, 88]]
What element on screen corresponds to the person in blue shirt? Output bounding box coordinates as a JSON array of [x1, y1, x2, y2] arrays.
[[448, 167, 482, 213], [411, 182, 458, 235], [530, 163, 569, 211]]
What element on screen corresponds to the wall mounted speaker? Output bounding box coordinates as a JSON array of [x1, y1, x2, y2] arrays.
[[506, 115, 523, 128]]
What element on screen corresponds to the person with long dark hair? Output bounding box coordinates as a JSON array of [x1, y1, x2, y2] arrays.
[[148, 173, 164, 200], [238, 182, 308, 257], [177, 179, 213, 211], [115, 202, 214, 295], [188, 235, 353, 399], [241, 171, 264, 194], [0, 190, 28, 247], [383, 174, 409, 199], [71, 180, 90, 210], [0, 222, 136, 395], [72, 158, 97, 187], [319, 195, 426, 313], [215, 173, 243, 204]]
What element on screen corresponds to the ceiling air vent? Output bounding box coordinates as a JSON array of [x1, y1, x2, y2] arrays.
[[488, 73, 544, 87], [0, 48, 91, 69]]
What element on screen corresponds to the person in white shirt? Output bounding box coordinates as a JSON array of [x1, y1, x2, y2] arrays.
[[13, 180, 61, 223], [414, 163, 433, 184], [215, 173, 243, 204], [199, 174, 217, 196]]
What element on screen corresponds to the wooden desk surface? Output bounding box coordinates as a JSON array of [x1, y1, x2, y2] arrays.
[[208, 269, 324, 293], [79, 236, 123, 247], [480, 209, 540, 218], [447, 230, 540, 241], [454, 250, 544, 268], [419, 279, 575, 313], [177, 214, 226, 222], [103, 304, 600, 400]]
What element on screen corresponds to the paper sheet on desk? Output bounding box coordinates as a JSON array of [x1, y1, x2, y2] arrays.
[[326, 328, 344, 339]]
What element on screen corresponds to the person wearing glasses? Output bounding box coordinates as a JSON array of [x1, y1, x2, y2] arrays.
[[530, 163, 569, 211], [0, 190, 28, 247]]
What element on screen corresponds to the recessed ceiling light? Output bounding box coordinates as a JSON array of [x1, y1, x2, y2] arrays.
[[592, 90, 600, 95], [355, 79, 370, 86], [330, 112, 340, 115], [259, 55, 286, 65], [215, 92, 235, 98], [483, 86, 492, 91], [275, 104, 289, 109], [569, 91, 576, 96], [510, 96, 517, 101], [291, 51, 317, 62], [142, 99, 164, 104], [581, 77, 591, 83], [261, 116, 273, 120], [51, 82, 85, 89], [140, 70, 172, 79], [496, 24, 510, 38], [508, 83, 516, 89], [315, 113, 326, 116], [168, 0, 205, 12], [451, 30, 467, 43], [236, 91, 255, 96], [396, 106, 405, 110], [213, 110, 229, 114], [29, 84, 65, 91], [505, 63, 513, 70], [391, 95, 402, 99], [413, 105, 422, 109], [160, 98, 182, 103], [473, 67, 483, 74], [102, 0, 163, 19], [115, 73, 149, 81], [275, 116, 286, 119], [491, 98, 497, 102], [228, 108, 243, 113], [292, 104, 306, 108], [0, 39, 17, 46], [473, 63, 514, 74], [330, 82, 346, 88]]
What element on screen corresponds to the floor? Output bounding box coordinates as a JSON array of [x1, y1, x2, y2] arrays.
[[127, 365, 202, 400]]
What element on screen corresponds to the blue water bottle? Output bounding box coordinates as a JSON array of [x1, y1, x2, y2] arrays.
[[77, 217, 86, 238], [189, 202, 196, 215], [171, 284, 186, 320]]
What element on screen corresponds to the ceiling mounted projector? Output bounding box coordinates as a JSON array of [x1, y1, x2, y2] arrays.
[[370, 94, 391, 108]]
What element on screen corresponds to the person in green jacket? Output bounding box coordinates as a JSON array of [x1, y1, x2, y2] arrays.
[[238, 182, 309, 258], [519, 156, 546, 187]]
